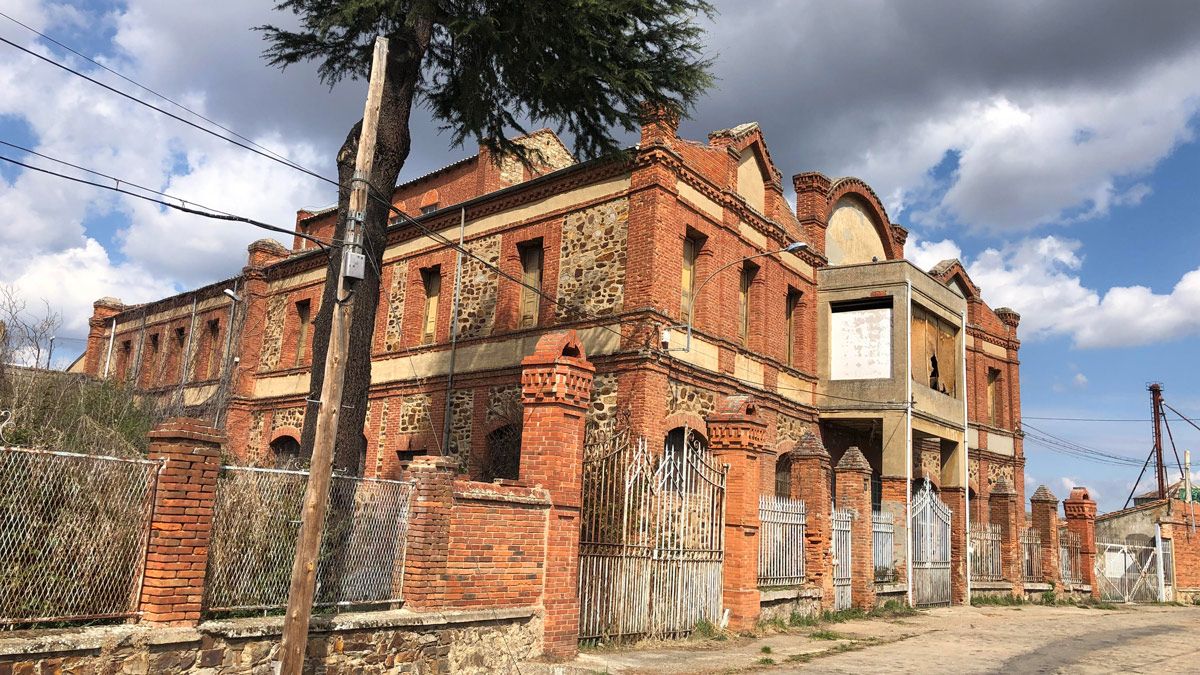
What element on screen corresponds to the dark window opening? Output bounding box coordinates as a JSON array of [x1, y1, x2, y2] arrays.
[[483, 424, 522, 482], [270, 435, 304, 469], [738, 261, 759, 346], [775, 454, 793, 498], [420, 266, 441, 344], [294, 300, 311, 367], [785, 287, 802, 366]]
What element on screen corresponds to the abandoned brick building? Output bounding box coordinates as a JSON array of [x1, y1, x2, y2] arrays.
[[82, 113, 1035, 632]]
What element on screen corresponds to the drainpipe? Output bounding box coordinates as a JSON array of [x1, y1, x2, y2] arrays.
[[441, 207, 467, 454], [102, 317, 116, 378], [905, 279, 914, 607], [1154, 523, 1166, 602], [962, 308, 971, 604]]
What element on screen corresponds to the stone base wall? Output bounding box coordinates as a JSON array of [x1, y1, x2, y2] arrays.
[[758, 588, 822, 623], [0, 608, 541, 675], [873, 583, 908, 608]]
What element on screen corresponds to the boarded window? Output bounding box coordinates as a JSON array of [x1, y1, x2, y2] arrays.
[[420, 267, 441, 344], [518, 241, 543, 328], [294, 300, 311, 367], [987, 367, 1001, 426], [785, 287, 802, 367], [910, 305, 958, 397], [739, 262, 759, 346], [206, 319, 221, 379], [829, 298, 892, 380], [681, 235, 700, 321]]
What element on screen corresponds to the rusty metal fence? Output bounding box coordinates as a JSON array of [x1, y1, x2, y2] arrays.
[[0, 446, 160, 625], [203, 466, 415, 613], [969, 522, 1004, 582], [1020, 528, 1042, 582], [1059, 529, 1083, 586], [758, 495, 806, 587]]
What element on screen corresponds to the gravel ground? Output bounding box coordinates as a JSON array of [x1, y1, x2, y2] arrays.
[[552, 603, 1200, 674]]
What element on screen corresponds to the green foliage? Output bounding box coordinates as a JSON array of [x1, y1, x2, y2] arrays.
[[971, 593, 1026, 607], [258, 0, 716, 160], [690, 617, 722, 640], [809, 629, 845, 641], [1041, 590, 1058, 605], [760, 645, 772, 654], [789, 610, 819, 627], [756, 657, 776, 666]]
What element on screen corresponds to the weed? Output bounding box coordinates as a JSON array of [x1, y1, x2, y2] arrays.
[[757, 657, 776, 666], [809, 629, 845, 641], [690, 618, 721, 640], [1041, 590, 1058, 605], [971, 593, 1026, 607], [789, 610, 819, 627], [760, 646, 772, 654]]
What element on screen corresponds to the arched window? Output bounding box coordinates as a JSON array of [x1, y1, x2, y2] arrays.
[[270, 435, 302, 469], [482, 424, 521, 482], [775, 454, 793, 498], [663, 426, 707, 492]]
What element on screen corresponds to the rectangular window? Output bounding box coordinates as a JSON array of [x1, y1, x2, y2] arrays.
[[830, 297, 893, 380], [785, 287, 802, 367], [518, 241, 543, 328], [987, 367, 1001, 426], [421, 266, 441, 344], [739, 262, 759, 346], [206, 319, 221, 379], [173, 327, 187, 382], [681, 236, 699, 321], [294, 300, 311, 366], [119, 340, 132, 379]]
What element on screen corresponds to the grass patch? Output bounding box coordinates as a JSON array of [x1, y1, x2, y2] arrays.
[[971, 593, 1026, 607], [688, 618, 728, 641], [809, 629, 845, 641], [757, 657, 776, 666], [760, 646, 772, 654]]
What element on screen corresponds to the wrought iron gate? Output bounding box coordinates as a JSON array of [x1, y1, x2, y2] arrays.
[[578, 425, 727, 641], [1095, 542, 1162, 603], [832, 507, 853, 611], [911, 480, 952, 606]]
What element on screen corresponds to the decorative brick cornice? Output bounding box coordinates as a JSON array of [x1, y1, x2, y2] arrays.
[[520, 330, 595, 410], [1030, 485, 1058, 503]]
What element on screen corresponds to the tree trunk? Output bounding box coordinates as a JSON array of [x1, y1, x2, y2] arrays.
[[299, 35, 427, 478]]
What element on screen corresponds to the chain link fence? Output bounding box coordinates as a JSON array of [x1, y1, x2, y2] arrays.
[[0, 446, 159, 624], [204, 466, 415, 613]]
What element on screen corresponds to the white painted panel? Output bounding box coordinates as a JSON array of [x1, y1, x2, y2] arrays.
[[830, 307, 892, 380]]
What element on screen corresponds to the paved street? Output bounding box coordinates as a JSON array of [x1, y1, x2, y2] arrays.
[[565, 604, 1200, 674]]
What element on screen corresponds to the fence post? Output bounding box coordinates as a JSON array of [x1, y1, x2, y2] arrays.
[[878, 475, 907, 585], [1063, 486, 1098, 597], [139, 417, 223, 625], [834, 447, 875, 610], [987, 478, 1022, 597], [1030, 485, 1061, 589], [790, 430, 834, 610], [519, 331, 594, 659], [400, 455, 457, 609], [708, 396, 768, 630], [941, 486, 968, 605]]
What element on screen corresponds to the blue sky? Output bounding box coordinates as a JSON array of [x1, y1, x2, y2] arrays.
[[1, 0, 1198, 511]]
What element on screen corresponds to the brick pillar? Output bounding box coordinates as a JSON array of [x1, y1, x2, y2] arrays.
[[83, 297, 125, 376], [834, 447, 875, 610], [519, 331, 594, 659], [1030, 486, 1061, 587], [1063, 486, 1098, 597], [879, 476, 907, 584], [708, 396, 768, 630], [790, 431, 833, 608], [139, 418, 223, 625], [942, 487, 968, 604], [988, 478, 1022, 596], [400, 456, 456, 609]]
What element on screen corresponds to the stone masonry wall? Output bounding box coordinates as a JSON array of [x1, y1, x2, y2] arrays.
[[397, 394, 433, 435], [383, 261, 409, 352], [447, 389, 474, 470], [257, 294, 288, 371], [556, 198, 628, 318], [455, 236, 500, 339], [667, 380, 717, 418]]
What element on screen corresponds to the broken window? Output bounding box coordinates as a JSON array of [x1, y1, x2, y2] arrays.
[[738, 261, 759, 346], [681, 233, 702, 322], [518, 240, 543, 328], [910, 305, 958, 397], [785, 287, 802, 367], [987, 367, 1001, 426], [775, 454, 793, 498], [206, 319, 221, 380], [294, 300, 311, 367], [420, 266, 441, 344]]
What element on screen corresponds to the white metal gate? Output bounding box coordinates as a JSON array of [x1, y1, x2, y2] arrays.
[[1095, 542, 1162, 603], [911, 480, 952, 606], [579, 425, 727, 641], [832, 507, 853, 611]]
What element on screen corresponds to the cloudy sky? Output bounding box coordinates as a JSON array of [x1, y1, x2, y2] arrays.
[[1, 0, 1198, 510]]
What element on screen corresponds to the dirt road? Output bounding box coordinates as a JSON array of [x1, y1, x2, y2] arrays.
[[563, 604, 1200, 674]]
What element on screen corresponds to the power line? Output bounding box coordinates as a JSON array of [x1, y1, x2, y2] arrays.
[[1023, 416, 1150, 422], [0, 152, 331, 249], [0, 34, 336, 187], [1023, 421, 1146, 464], [0, 10, 314, 180]]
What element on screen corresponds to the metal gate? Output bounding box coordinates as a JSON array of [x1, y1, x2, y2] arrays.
[[578, 425, 727, 641], [1095, 542, 1162, 603], [911, 480, 952, 606], [832, 507, 853, 611]]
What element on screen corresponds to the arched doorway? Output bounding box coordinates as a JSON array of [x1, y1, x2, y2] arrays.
[[270, 435, 302, 469]]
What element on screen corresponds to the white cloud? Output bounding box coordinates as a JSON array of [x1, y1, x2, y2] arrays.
[[904, 235, 963, 273], [1059, 477, 1098, 502], [1072, 372, 1088, 388]]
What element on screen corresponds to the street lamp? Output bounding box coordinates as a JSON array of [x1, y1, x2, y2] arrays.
[[662, 241, 807, 352]]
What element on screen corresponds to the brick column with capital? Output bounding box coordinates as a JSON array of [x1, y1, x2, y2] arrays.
[[139, 418, 223, 625], [790, 431, 833, 609], [518, 331, 594, 659], [1063, 486, 1098, 597], [400, 456, 457, 609], [708, 395, 768, 630], [835, 447, 875, 610], [989, 478, 1022, 596], [83, 297, 125, 377], [1030, 486, 1061, 588]]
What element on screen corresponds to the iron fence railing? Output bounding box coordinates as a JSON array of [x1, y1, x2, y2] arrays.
[[969, 522, 1004, 582], [758, 494, 806, 587], [203, 466, 415, 613], [0, 446, 160, 624], [1020, 528, 1042, 583], [1059, 529, 1083, 586], [872, 509, 896, 582]]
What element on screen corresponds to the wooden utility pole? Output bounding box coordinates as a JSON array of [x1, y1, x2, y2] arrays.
[[1151, 383, 1167, 500], [278, 36, 389, 674]]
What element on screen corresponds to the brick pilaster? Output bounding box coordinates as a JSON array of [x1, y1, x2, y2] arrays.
[[879, 475, 907, 584], [834, 447, 875, 610], [708, 396, 768, 630], [83, 297, 125, 377], [988, 478, 1022, 596], [139, 418, 223, 625], [942, 487, 968, 604], [400, 456, 456, 609], [1063, 486, 1098, 597], [519, 331, 594, 659], [1030, 486, 1061, 587], [790, 431, 833, 608]]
